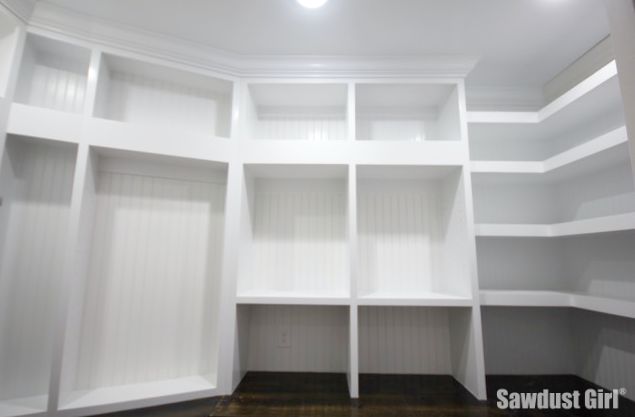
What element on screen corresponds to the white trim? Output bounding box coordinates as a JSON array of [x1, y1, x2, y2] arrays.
[[27, 2, 478, 79]]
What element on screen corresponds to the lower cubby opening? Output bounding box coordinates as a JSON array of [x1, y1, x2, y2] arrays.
[[234, 305, 352, 395], [0, 135, 78, 417], [58, 148, 227, 412], [358, 306, 485, 400], [482, 307, 635, 404]]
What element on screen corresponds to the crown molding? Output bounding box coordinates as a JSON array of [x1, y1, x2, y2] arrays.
[[0, 0, 36, 24], [28, 2, 478, 79]]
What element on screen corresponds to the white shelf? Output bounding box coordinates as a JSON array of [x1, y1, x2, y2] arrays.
[[0, 396, 47, 417], [59, 375, 216, 412], [244, 83, 348, 141], [357, 166, 473, 299], [471, 126, 628, 174], [356, 83, 460, 141], [480, 290, 635, 319], [475, 213, 635, 237], [468, 61, 625, 161], [14, 33, 91, 113], [236, 291, 350, 306], [94, 53, 233, 137], [358, 291, 472, 307]]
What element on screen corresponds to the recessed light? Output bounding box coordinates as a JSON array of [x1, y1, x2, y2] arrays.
[[296, 0, 328, 9]]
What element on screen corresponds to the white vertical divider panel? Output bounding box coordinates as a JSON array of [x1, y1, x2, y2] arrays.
[[49, 144, 96, 412], [347, 164, 359, 398], [217, 162, 245, 395], [456, 79, 487, 400], [50, 48, 102, 411]]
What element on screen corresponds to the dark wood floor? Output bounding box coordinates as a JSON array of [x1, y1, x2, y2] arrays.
[[96, 373, 635, 417]]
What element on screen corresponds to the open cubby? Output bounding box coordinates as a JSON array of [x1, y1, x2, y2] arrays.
[[0, 9, 19, 98], [357, 165, 472, 303], [358, 306, 483, 399], [356, 83, 460, 141], [235, 305, 350, 376], [59, 148, 227, 411], [244, 83, 348, 140], [473, 146, 635, 226], [14, 34, 91, 113], [0, 136, 78, 416], [94, 54, 233, 137], [237, 164, 349, 301]]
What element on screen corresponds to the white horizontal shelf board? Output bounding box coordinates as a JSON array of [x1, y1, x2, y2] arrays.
[[480, 290, 635, 320], [358, 290, 472, 306], [7, 103, 83, 143], [467, 61, 618, 124], [60, 375, 216, 411], [475, 213, 635, 237], [0, 396, 47, 417], [471, 126, 628, 174], [236, 291, 350, 305]]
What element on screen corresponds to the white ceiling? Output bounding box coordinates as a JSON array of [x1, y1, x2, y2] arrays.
[[38, 0, 609, 88]]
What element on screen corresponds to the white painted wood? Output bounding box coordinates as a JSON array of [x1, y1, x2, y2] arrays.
[[0, 9, 19, 98], [14, 33, 90, 113], [244, 83, 348, 141], [0, 137, 77, 408], [471, 126, 628, 174], [93, 53, 233, 137], [237, 165, 349, 298], [356, 83, 460, 141], [7, 103, 83, 143], [358, 306, 452, 374], [357, 166, 472, 300], [242, 305, 349, 373], [59, 150, 227, 411]]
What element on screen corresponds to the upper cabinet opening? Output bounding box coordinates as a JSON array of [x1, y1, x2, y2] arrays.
[[244, 83, 348, 141], [356, 83, 461, 142], [15, 34, 91, 113], [94, 54, 234, 137], [0, 9, 19, 98]]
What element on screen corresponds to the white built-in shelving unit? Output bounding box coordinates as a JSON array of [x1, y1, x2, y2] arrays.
[[469, 59, 635, 393], [0, 5, 633, 417]]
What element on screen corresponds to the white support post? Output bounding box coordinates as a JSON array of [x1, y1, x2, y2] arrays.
[[347, 164, 359, 399], [604, 0, 635, 182]]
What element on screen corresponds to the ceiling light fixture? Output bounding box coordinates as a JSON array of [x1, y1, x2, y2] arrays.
[[296, 0, 328, 9]]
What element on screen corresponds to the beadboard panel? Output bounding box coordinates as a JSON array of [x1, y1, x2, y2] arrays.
[[96, 72, 232, 137], [481, 307, 576, 375], [357, 180, 444, 296], [245, 305, 349, 373], [75, 169, 226, 390], [0, 139, 76, 401], [358, 306, 452, 374], [573, 310, 635, 401], [253, 116, 347, 141], [239, 179, 348, 296], [563, 232, 635, 302], [356, 118, 434, 142]]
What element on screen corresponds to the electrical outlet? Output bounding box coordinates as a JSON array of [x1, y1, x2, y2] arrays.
[[278, 325, 291, 348]]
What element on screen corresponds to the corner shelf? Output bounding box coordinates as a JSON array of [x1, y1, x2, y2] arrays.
[[356, 83, 461, 141], [475, 213, 635, 237], [480, 290, 635, 320]]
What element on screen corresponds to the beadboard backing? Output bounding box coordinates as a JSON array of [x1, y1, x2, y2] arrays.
[[359, 307, 452, 374], [14, 34, 89, 113], [94, 68, 232, 137], [74, 159, 226, 391], [481, 307, 576, 375], [573, 310, 635, 401], [244, 305, 349, 373], [0, 138, 76, 401], [238, 178, 348, 296], [253, 116, 347, 141], [357, 169, 470, 297]]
